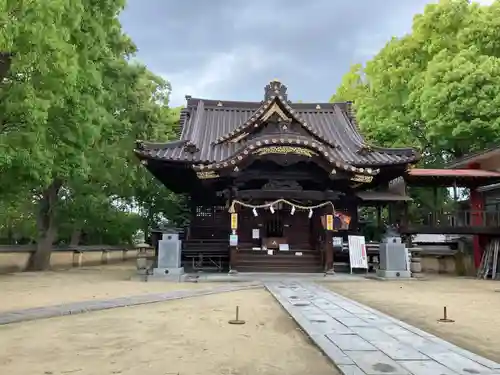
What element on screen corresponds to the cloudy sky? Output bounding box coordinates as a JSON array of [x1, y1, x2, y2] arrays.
[[121, 0, 493, 107]]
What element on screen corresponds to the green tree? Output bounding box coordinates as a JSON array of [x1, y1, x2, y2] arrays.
[[1, 1, 199, 267], [332, 0, 500, 159], [0, 193, 37, 244], [0, 0, 136, 269], [331, 0, 500, 219], [330, 64, 366, 103]]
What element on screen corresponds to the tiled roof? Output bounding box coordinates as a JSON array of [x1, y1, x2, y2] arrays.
[[446, 145, 500, 169], [404, 168, 500, 187], [409, 168, 500, 177], [135, 81, 420, 168]]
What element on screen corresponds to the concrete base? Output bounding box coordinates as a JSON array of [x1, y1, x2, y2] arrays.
[[182, 272, 355, 283], [376, 269, 411, 279], [153, 267, 184, 275], [148, 267, 185, 281]]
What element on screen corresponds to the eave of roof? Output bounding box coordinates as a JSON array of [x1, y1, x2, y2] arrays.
[[356, 191, 413, 202], [477, 183, 500, 193], [188, 134, 379, 175], [408, 168, 500, 178], [404, 168, 500, 187], [447, 145, 500, 168]]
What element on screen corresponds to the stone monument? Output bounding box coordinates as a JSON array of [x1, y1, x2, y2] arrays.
[[376, 225, 411, 279], [152, 231, 184, 280]]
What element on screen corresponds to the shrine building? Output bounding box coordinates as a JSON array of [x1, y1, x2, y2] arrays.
[[135, 80, 422, 273]]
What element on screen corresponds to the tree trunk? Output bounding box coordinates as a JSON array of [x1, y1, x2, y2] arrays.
[[26, 179, 63, 271], [70, 227, 82, 246], [145, 205, 154, 240], [7, 226, 13, 245]]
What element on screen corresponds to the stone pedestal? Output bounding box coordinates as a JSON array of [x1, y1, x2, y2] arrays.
[[151, 233, 184, 280], [376, 235, 411, 279]]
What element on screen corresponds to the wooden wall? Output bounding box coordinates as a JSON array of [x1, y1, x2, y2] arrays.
[[237, 206, 313, 250], [189, 205, 229, 240]]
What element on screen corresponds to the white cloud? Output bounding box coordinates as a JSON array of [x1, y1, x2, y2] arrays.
[[162, 46, 288, 106]]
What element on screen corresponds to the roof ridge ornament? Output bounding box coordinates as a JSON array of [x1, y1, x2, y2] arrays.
[[265, 79, 287, 101]]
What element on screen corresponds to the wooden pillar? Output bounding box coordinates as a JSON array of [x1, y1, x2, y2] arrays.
[[402, 202, 409, 228], [432, 186, 438, 226], [229, 203, 239, 274], [470, 187, 485, 269], [350, 201, 359, 233], [324, 204, 335, 274], [467, 162, 486, 269]]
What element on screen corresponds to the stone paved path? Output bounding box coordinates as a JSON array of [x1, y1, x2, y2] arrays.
[[0, 283, 261, 325], [266, 281, 500, 375]]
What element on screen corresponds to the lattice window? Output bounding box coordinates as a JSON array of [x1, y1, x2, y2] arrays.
[[196, 206, 213, 217]]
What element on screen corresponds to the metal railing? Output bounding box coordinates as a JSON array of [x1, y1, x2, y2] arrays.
[[407, 209, 500, 228]]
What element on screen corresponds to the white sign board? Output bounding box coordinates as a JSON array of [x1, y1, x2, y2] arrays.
[[229, 234, 238, 247], [252, 229, 260, 239], [332, 237, 343, 247], [279, 243, 290, 251], [348, 235, 368, 273]]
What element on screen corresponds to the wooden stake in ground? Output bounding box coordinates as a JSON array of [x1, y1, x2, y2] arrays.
[[228, 306, 246, 325], [437, 306, 454, 323]]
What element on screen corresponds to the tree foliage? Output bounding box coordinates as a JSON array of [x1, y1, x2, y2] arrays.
[[0, 0, 186, 269], [331, 0, 500, 217], [332, 0, 500, 160]]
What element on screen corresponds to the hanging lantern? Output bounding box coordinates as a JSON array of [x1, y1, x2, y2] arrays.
[[308, 209, 313, 218], [252, 208, 258, 217], [270, 205, 275, 214], [290, 205, 295, 215]]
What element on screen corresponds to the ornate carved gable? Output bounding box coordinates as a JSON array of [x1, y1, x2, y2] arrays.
[[261, 102, 291, 123], [212, 80, 338, 149]]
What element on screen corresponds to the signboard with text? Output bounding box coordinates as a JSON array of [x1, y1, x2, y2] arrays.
[[326, 214, 333, 231], [347, 235, 368, 273], [230, 213, 238, 230]]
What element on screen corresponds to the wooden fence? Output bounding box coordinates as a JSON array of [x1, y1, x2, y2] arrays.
[[0, 245, 139, 274]]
